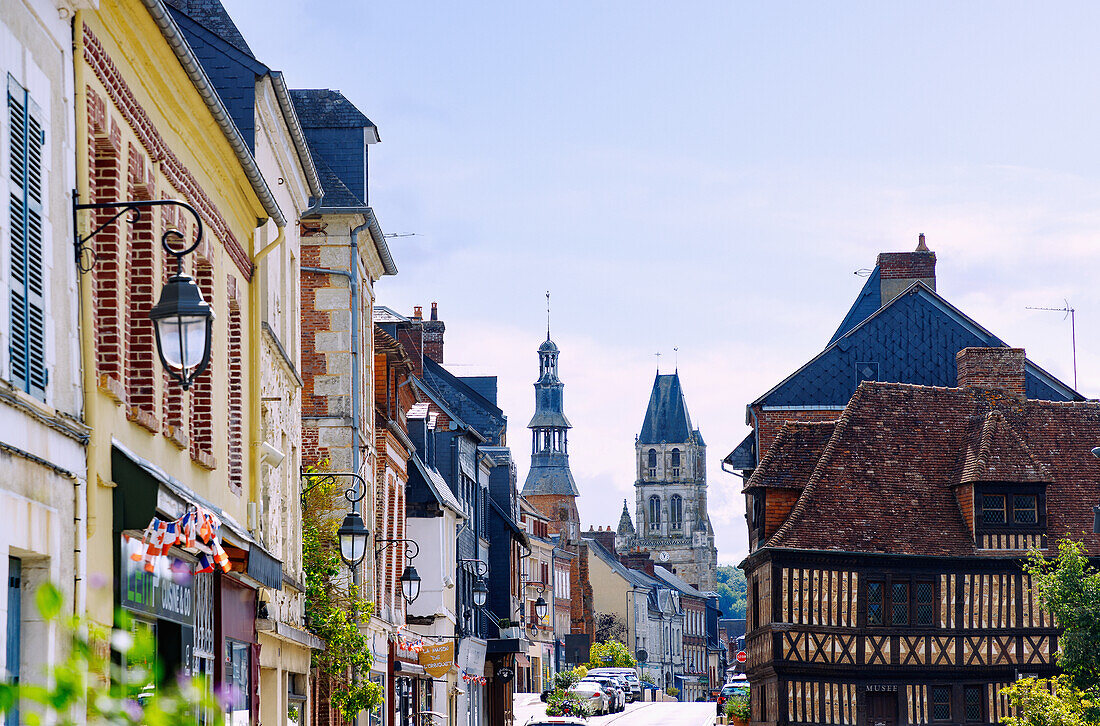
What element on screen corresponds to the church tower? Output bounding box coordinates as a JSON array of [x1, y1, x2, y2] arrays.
[[520, 335, 580, 541], [622, 372, 717, 591]]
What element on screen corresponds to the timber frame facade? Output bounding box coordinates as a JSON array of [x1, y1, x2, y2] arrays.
[[742, 548, 1056, 726], [739, 346, 1098, 726]]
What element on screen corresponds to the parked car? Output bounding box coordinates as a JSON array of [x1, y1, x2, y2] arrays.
[[608, 675, 634, 703], [580, 677, 625, 713], [717, 677, 750, 716], [586, 667, 642, 701], [524, 719, 588, 726], [567, 681, 608, 715]]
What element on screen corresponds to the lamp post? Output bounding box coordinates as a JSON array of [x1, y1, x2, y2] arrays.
[[74, 198, 213, 388]]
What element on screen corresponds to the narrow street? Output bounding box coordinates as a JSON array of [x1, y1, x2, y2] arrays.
[[514, 694, 716, 726]]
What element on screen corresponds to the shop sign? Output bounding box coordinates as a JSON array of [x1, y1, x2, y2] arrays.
[[418, 641, 455, 678], [496, 666, 514, 683], [120, 535, 194, 626], [865, 685, 898, 692]]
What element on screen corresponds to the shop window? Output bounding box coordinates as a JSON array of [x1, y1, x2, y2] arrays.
[[932, 686, 951, 721], [224, 640, 250, 725], [964, 686, 984, 722]]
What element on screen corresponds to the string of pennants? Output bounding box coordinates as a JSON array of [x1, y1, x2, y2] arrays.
[[396, 634, 425, 653], [131, 505, 231, 574], [461, 669, 487, 686]]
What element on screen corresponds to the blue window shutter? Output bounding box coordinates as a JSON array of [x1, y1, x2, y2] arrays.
[[7, 79, 46, 400]]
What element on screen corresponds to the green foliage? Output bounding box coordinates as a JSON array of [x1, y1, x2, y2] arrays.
[[302, 466, 383, 721], [552, 667, 583, 691], [726, 694, 751, 721], [545, 689, 592, 717], [0, 582, 222, 725], [1000, 675, 1096, 726], [716, 566, 747, 620], [1026, 540, 1100, 690], [666, 685, 680, 697], [593, 611, 628, 645], [587, 639, 637, 669]]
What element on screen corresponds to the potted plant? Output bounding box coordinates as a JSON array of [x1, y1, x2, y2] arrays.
[[497, 618, 521, 639], [726, 695, 751, 726]]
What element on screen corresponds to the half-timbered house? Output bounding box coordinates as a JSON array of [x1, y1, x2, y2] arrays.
[[741, 346, 1100, 726]]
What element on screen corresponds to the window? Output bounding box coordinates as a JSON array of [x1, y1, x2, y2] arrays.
[[751, 492, 765, 538], [671, 448, 681, 478], [670, 495, 683, 531], [916, 581, 935, 626], [7, 79, 47, 400], [1014, 495, 1037, 524], [891, 582, 909, 625], [867, 582, 884, 625], [964, 686, 984, 722], [647, 449, 657, 477], [982, 495, 1006, 524], [649, 495, 661, 530], [931, 686, 951, 721]]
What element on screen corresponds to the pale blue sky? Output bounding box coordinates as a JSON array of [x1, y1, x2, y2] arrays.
[[230, 2, 1100, 563]]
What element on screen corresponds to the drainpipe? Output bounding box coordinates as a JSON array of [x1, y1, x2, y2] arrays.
[[301, 218, 370, 586]]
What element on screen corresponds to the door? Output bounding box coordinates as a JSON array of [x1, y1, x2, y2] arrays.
[[867, 692, 898, 726]]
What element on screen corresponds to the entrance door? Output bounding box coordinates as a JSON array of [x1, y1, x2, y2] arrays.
[[867, 693, 898, 726]]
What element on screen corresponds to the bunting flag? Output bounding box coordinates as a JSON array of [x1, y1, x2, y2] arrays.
[[460, 669, 487, 685], [131, 505, 231, 574]]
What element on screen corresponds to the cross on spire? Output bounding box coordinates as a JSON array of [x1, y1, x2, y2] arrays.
[[654, 351, 662, 372]]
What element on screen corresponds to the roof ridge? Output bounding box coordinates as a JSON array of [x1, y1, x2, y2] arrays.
[[765, 385, 864, 548]]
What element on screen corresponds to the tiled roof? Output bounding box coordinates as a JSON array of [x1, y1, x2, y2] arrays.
[[164, 0, 255, 58], [639, 372, 696, 444], [289, 89, 375, 130], [744, 421, 835, 493], [766, 381, 1100, 556]]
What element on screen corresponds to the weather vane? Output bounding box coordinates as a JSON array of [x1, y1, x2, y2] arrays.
[[655, 351, 662, 372], [546, 291, 551, 340]]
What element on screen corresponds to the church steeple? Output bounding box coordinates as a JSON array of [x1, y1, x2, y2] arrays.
[[522, 334, 579, 498]]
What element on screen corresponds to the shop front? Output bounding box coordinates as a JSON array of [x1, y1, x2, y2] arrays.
[[456, 637, 487, 726], [392, 638, 438, 726]]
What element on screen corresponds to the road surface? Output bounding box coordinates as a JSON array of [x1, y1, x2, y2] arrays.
[[514, 694, 717, 725]]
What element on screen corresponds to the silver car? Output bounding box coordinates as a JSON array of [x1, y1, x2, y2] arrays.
[[580, 677, 625, 712], [567, 681, 608, 715]]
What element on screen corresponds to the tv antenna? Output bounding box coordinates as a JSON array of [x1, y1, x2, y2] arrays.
[[1025, 300, 1077, 390], [383, 232, 418, 238]]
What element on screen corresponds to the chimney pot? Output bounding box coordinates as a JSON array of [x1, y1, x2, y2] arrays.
[[430, 302, 438, 321], [412, 306, 423, 320], [956, 347, 1027, 400], [916, 233, 928, 252]]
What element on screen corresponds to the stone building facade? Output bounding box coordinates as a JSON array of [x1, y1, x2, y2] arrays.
[[617, 372, 717, 592]]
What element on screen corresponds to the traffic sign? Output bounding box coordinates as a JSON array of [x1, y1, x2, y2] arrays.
[[736, 651, 747, 664]]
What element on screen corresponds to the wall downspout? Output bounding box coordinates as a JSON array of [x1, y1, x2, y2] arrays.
[[250, 225, 285, 543], [73, 8, 91, 622]]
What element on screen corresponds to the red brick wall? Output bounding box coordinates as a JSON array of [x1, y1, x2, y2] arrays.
[[189, 261, 216, 469], [227, 288, 243, 494], [763, 489, 800, 542], [956, 347, 1026, 400], [125, 143, 157, 431], [956, 483, 974, 536], [753, 407, 841, 462], [877, 250, 936, 280], [524, 493, 579, 541]]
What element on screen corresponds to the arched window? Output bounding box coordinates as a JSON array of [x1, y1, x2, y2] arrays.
[[648, 495, 661, 531], [671, 448, 681, 478], [647, 449, 657, 478], [670, 494, 683, 530]]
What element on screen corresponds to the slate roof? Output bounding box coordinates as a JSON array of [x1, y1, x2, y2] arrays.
[[725, 431, 756, 470], [639, 372, 697, 445], [289, 89, 376, 130], [764, 380, 1100, 557], [408, 453, 464, 516], [584, 537, 662, 591], [751, 282, 1081, 411], [164, 0, 255, 58], [653, 566, 706, 599], [309, 146, 365, 208], [828, 266, 881, 345], [522, 459, 580, 497], [373, 306, 409, 324], [422, 357, 505, 445], [744, 421, 836, 493]]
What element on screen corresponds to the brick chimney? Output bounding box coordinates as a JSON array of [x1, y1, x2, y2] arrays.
[[618, 550, 655, 577], [423, 302, 445, 364], [587, 527, 616, 553], [956, 347, 1026, 400], [878, 234, 937, 306]]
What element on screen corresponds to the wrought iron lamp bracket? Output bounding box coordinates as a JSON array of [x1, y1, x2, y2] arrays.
[[73, 194, 204, 273], [457, 558, 489, 578], [299, 470, 368, 507], [375, 538, 420, 561]]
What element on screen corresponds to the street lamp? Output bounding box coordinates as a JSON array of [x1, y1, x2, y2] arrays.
[[400, 564, 422, 603], [473, 577, 489, 607], [534, 595, 548, 621], [337, 511, 369, 568], [73, 198, 213, 389]]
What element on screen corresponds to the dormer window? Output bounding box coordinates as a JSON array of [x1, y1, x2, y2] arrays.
[[975, 484, 1046, 533]]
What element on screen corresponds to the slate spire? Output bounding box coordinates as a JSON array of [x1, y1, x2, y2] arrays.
[[521, 333, 579, 497], [638, 372, 695, 445]]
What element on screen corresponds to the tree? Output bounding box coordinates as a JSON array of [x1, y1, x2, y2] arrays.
[[302, 467, 383, 721], [716, 565, 747, 619], [587, 639, 637, 669], [1026, 540, 1100, 690], [999, 539, 1100, 725], [593, 612, 627, 645]]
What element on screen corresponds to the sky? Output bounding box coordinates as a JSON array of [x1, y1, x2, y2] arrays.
[[228, 2, 1100, 564]]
